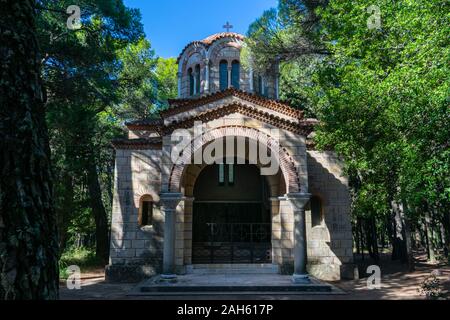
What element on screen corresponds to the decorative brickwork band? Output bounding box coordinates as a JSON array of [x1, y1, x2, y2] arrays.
[[168, 126, 301, 194]]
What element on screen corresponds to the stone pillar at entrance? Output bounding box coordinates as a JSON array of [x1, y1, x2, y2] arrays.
[[161, 193, 183, 280], [286, 193, 311, 283]]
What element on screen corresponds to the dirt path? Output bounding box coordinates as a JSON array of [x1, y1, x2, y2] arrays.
[[59, 257, 449, 300]]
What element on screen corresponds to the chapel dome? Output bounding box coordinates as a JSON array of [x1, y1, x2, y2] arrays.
[[177, 31, 278, 100]]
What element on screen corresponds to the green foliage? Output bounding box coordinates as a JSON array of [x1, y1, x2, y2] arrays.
[[154, 57, 178, 110], [313, 0, 449, 218], [247, 0, 450, 260], [59, 247, 100, 279], [36, 1, 178, 260], [244, 0, 327, 112]]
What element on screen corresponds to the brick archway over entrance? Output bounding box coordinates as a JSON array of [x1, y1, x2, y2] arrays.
[[168, 126, 301, 193]]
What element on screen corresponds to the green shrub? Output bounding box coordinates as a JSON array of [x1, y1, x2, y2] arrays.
[[59, 247, 104, 279]]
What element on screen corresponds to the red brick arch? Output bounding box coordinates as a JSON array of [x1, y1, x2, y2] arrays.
[[168, 126, 301, 193]]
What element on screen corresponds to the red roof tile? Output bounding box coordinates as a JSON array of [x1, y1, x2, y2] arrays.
[[177, 33, 245, 63]]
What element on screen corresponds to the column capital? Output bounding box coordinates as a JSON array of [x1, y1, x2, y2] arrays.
[[285, 193, 311, 208], [160, 193, 184, 209]]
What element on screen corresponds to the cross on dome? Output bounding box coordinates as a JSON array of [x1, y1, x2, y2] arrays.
[[223, 21, 233, 32]]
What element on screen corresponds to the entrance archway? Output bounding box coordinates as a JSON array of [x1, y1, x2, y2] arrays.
[[191, 164, 272, 264], [173, 128, 291, 267]]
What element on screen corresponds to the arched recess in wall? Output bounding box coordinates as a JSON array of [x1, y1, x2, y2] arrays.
[[138, 195, 154, 227]]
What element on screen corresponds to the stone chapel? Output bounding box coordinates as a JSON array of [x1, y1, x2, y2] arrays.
[[106, 32, 354, 283]]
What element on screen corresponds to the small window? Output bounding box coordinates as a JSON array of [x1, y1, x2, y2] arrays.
[[139, 195, 153, 227], [231, 60, 240, 89], [219, 60, 228, 91], [310, 196, 323, 227]]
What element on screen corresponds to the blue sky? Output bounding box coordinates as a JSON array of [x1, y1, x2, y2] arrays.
[[123, 0, 278, 58]]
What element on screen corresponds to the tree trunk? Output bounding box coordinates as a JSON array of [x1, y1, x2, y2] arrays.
[[0, 0, 59, 299], [370, 218, 379, 261], [424, 211, 436, 263], [441, 210, 450, 258], [86, 157, 109, 263], [354, 221, 361, 255], [358, 219, 365, 261], [57, 172, 74, 254], [391, 200, 414, 270]]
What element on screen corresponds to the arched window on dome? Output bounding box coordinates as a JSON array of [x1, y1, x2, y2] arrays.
[[219, 60, 228, 91], [195, 64, 201, 95], [188, 68, 194, 96], [257, 75, 263, 96], [231, 60, 240, 89]]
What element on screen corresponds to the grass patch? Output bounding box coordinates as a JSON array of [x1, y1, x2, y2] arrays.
[[59, 247, 104, 279]]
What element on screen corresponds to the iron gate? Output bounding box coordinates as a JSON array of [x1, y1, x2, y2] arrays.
[[192, 223, 272, 264]]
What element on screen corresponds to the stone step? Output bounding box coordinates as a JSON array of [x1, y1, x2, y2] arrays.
[[187, 264, 279, 274], [133, 274, 337, 295], [139, 284, 333, 294]]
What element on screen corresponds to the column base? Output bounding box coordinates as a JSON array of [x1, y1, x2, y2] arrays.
[[160, 274, 178, 283], [292, 274, 310, 284]]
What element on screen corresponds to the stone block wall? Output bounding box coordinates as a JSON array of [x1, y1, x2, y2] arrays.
[[306, 151, 354, 280], [106, 149, 164, 282]]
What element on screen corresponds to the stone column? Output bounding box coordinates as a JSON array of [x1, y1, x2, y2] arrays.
[[269, 197, 281, 264], [286, 193, 311, 283], [183, 197, 195, 266], [228, 65, 232, 89], [261, 76, 266, 96], [249, 67, 254, 93], [275, 72, 280, 100], [160, 192, 184, 280], [177, 72, 182, 98], [203, 59, 210, 94], [193, 71, 198, 95]]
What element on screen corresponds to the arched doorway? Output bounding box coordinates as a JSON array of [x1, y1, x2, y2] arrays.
[[192, 163, 272, 264]]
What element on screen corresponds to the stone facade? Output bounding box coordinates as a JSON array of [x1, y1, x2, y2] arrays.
[[106, 33, 354, 283]]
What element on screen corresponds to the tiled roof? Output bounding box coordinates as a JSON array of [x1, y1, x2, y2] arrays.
[[177, 32, 245, 63], [125, 118, 163, 131], [112, 138, 162, 150], [165, 88, 304, 119], [163, 102, 316, 136], [201, 32, 245, 45]]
